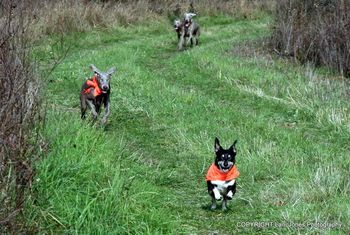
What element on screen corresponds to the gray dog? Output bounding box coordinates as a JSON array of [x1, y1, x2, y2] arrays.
[[178, 13, 200, 50], [80, 64, 116, 124], [174, 19, 182, 41]]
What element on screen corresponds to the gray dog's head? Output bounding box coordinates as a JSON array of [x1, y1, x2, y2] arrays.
[[90, 64, 116, 93], [174, 19, 181, 31], [183, 13, 196, 28]]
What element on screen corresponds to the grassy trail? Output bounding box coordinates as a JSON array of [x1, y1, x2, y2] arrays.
[[27, 15, 349, 234]]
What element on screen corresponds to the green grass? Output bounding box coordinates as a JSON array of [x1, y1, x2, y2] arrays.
[[26, 15, 349, 234]]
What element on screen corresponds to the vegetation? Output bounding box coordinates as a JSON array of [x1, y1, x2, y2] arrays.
[[1, 0, 349, 234], [271, 0, 350, 76], [30, 0, 274, 36], [0, 1, 42, 232], [26, 14, 349, 234]]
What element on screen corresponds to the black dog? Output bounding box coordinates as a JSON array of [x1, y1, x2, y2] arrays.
[[80, 64, 116, 124], [206, 137, 240, 210]]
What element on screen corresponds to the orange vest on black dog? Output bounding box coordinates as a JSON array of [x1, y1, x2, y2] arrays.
[[206, 164, 240, 181]]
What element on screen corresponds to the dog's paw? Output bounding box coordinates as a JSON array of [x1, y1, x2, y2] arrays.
[[226, 191, 233, 200], [222, 204, 228, 211], [210, 203, 217, 210]]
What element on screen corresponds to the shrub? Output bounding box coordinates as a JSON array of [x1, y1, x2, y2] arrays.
[[271, 0, 350, 76], [0, 1, 42, 232]]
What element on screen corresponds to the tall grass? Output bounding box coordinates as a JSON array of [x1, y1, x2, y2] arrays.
[[25, 105, 185, 234], [25, 14, 349, 233]]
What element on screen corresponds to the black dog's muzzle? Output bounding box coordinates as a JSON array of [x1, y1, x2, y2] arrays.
[[218, 161, 233, 173]]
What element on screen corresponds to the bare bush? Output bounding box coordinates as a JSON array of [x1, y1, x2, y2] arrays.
[[0, 0, 42, 233], [271, 0, 350, 76], [191, 0, 275, 17]]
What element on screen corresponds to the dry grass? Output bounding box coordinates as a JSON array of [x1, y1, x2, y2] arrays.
[[32, 0, 162, 36], [28, 0, 275, 38]]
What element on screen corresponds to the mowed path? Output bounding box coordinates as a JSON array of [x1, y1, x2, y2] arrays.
[[36, 15, 349, 234]]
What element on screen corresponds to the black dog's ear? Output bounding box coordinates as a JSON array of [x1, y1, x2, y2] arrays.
[[229, 140, 238, 152], [233, 140, 238, 146], [214, 137, 221, 152]]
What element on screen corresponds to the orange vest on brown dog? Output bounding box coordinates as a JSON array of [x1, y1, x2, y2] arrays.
[[206, 164, 240, 181], [84, 75, 102, 97]]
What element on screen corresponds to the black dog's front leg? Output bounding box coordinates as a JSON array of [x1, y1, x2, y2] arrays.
[[207, 181, 215, 195], [226, 182, 236, 200], [222, 183, 236, 211], [207, 181, 217, 210]]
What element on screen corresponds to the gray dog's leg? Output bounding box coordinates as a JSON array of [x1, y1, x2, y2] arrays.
[[81, 97, 87, 119], [178, 35, 184, 50], [102, 102, 110, 124], [187, 32, 193, 46], [86, 100, 98, 120]]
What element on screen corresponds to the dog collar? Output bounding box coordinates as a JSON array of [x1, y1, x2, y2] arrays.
[[184, 19, 192, 28], [206, 163, 240, 181], [84, 75, 102, 97]]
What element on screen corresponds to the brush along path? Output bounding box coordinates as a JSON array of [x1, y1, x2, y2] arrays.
[[27, 16, 349, 234]]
